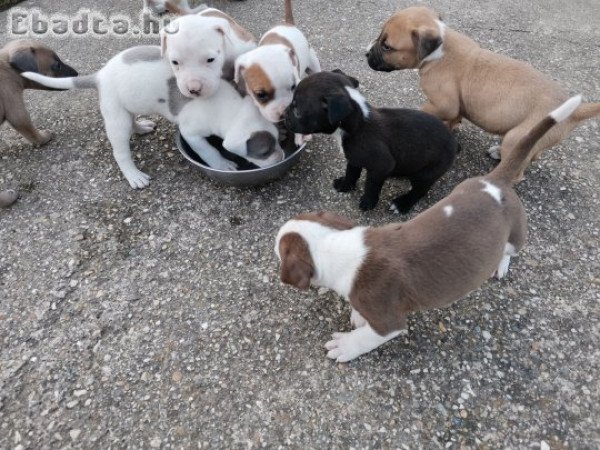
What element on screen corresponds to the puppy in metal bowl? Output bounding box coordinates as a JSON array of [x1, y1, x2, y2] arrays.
[[176, 131, 307, 187]]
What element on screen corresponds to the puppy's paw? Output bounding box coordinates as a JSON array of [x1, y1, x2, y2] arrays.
[[35, 130, 54, 147], [495, 254, 511, 279], [294, 133, 312, 147], [358, 195, 378, 211], [210, 159, 238, 171], [389, 196, 415, 214], [350, 309, 367, 329], [333, 177, 356, 193], [134, 119, 157, 135], [487, 145, 502, 160], [124, 169, 151, 189], [324, 332, 363, 363]]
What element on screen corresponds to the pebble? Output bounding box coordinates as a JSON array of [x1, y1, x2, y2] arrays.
[[482, 331, 492, 341], [150, 437, 162, 448], [70, 429, 81, 440], [67, 400, 79, 408], [74, 389, 87, 397]]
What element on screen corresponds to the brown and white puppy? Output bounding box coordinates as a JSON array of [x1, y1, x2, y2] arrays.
[[0, 40, 78, 146], [275, 95, 582, 362], [234, 0, 321, 128], [366, 6, 600, 180]]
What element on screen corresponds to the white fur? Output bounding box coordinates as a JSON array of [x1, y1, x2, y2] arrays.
[[238, 25, 321, 124], [345, 87, 370, 119], [333, 128, 345, 155], [276, 220, 368, 299], [350, 308, 367, 329], [23, 46, 283, 189], [480, 180, 502, 205], [443, 205, 454, 217], [487, 144, 502, 160], [550, 95, 582, 122], [325, 324, 401, 363], [420, 20, 446, 65], [495, 243, 517, 279]]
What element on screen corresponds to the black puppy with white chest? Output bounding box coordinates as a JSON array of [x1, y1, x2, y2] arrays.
[[284, 70, 458, 212]]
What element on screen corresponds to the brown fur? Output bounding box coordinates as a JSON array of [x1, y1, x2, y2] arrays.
[[279, 233, 313, 290], [237, 64, 274, 104], [0, 40, 76, 146], [370, 6, 600, 180], [293, 211, 355, 230], [260, 32, 294, 50]]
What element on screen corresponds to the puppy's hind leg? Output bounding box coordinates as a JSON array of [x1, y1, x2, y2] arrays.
[[182, 133, 237, 171], [325, 323, 402, 363], [390, 174, 437, 214], [495, 243, 517, 279], [5, 96, 53, 146], [101, 104, 151, 189]]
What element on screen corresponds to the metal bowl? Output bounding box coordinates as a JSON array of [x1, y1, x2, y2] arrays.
[[176, 132, 307, 188]]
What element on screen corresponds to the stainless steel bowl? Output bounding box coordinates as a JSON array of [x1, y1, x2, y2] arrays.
[[176, 132, 307, 188]]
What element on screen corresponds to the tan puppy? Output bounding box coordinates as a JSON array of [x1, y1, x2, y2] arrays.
[[366, 6, 600, 180], [275, 95, 581, 362], [0, 40, 78, 146]]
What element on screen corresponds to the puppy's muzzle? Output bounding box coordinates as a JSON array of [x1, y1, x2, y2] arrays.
[[366, 44, 395, 72]]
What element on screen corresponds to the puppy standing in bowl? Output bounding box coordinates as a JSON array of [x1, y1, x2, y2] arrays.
[[276, 95, 582, 362], [366, 6, 600, 180], [285, 70, 458, 212], [234, 0, 321, 146], [21, 16, 279, 189]]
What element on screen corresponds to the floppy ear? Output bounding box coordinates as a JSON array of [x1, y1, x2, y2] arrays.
[[288, 48, 299, 68], [331, 69, 359, 88], [325, 94, 354, 125], [279, 234, 314, 291], [234, 61, 247, 96], [411, 26, 443, 61], [9, 47, 39, 74]]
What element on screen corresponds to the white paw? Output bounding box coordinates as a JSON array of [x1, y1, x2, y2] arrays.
[[295, 134, 312, 147], [135, 120, 157, 135], [208, 159, 237, 171], [350, 309, 367, 329], [125, 169, 151, 189], [495, 254, 511, 279], [487, 145, 502, 160], [324, 332, 363, 363]]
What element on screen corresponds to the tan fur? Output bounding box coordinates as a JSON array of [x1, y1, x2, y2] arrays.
[[195, 9, 255, 42], [0, 40, 64, 146], [260, 32, 294, 50], [374, 6, 600, 180], [237, 64, 274, 103]]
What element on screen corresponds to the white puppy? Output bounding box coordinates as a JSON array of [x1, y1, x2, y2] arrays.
[[160, 14, 256, 98], [234, 0, 320, 129], [22, 46, 284, 189]]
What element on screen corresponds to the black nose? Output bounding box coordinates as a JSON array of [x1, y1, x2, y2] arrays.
[[189, 89, 201, 96]]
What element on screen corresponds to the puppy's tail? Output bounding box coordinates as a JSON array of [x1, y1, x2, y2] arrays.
[[490, 95, 582, 184], [572, 102, 600, 122], [284, 0, 294, 25], [21, 72, 97, 90]]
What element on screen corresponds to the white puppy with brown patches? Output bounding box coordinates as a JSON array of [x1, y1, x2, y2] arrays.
[[234, 0, 320, 143], [275, 95, 581, 362]]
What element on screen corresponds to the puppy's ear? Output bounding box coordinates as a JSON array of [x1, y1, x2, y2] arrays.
[[9, 47, 39, 74], [325, 94, 354, 125], [288, 48, 299, 68], [411, 26, 443, 61], [234, 61, 247, 96], [279, 234, 313, 291], [331, 69, 359, 88]]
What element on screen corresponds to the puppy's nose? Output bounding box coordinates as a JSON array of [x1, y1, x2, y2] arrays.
[[189, 88, 202, 96]]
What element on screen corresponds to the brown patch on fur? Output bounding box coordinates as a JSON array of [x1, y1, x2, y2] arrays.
[[260, 32, 294, 50], [371, 6, 600, 178], [293, 211, 355, 230], [201, 9, 256, 42], [279, 233, 314, 290], [241, 63, 275, 104]]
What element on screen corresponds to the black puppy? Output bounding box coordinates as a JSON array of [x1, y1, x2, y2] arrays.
[[284, 70, 458, 212]]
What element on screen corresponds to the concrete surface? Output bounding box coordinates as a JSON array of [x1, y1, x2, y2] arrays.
[[1, 0, 599, 448]]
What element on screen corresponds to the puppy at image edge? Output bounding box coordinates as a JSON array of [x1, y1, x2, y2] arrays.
[[276, 95, 582, 362]]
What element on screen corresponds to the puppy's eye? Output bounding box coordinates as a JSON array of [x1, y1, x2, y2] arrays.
[[255, 91, 269, 102], [381, 42, 392, 52], [207, 57, 215, 63], [52, 61, 62, 71], [291, 83, 296, 91], [171, 60, 179, 66]]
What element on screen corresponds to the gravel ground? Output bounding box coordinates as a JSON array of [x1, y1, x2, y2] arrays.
[[1, 0, 599, 448]]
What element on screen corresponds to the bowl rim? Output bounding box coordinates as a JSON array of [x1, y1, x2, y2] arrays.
[[175, 131, 307, 174]]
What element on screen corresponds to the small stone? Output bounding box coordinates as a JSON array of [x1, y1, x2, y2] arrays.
[[540, 441, 550, 450], [69, 280, 79, 288], [150, 437, 162, 448], [567, 213, 575, 220], [124, 217, 133, 224], [482, 331, 492, 341], [460, 410, 468, 418], [70, 429, 81, 440], [67, 400, 79, 408], [172, 371, 183, 382], [74, 389, 87, 397], [531, 341, 541, 352], [74, 234, 85, 241], [438, 321, 447, 333]]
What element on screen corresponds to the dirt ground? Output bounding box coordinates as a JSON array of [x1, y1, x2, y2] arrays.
[[1, 0, 599, 448]]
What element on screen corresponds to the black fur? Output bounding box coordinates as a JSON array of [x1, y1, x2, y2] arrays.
[[284, 70, 458, 212]]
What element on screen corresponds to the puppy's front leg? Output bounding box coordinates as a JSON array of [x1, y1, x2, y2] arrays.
[[325, 323, 402, 363], [333, 163, 362, 192], [5, 98, 53, 146], [183, 134, 237, 171], [359, 171, 386, 211]]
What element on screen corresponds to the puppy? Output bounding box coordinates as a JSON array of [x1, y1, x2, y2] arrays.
[[366, 6, 600, 180], [0, 39, 77, 146], [22, 46, 284, 189], [276, 95, 581, 362], [145, 0, 245, 16], [159, 14, 255, 97], [285, 70, 458, 212], [234, 0, 321, 133]]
